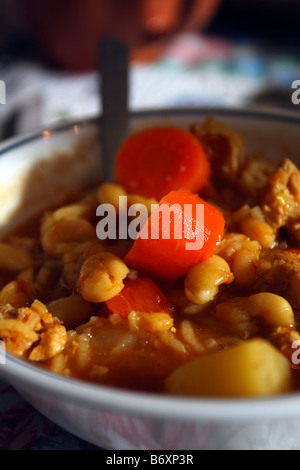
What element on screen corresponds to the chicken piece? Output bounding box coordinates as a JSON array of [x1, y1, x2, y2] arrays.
[[255, 250, 300, 311], [0, 304, 41, 357], [268, 326, 300, 368], [238, 155, 276, 200], [190, 118, 246, 183], [230, 158, 300, 247], [29, 323, 67, 361], [262, 158, 300, 243], [0, 300, 67, 360]]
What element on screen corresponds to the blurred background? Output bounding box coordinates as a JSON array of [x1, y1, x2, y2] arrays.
[[0, 0, 299, 139], [0, 0, 300, 450]]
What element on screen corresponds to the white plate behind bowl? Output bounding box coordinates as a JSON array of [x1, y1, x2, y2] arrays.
[[1, 107, 300, 450]]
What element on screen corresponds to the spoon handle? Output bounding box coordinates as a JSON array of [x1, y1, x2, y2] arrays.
[[99, 37, 129, 182]]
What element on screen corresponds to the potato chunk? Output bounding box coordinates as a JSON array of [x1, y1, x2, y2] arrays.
[[164, 339, 292, 397]]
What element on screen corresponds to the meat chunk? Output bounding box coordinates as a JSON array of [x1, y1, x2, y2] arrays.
[[232, 158, 300, 248], [255, 250, 300, 310], [262, 158, 300, 243], [190, 118, 246, 183], [0, 304, 41, 357], [29, 323, 67, 361], [269, 326, 300, 368], [0, 300, 67, 360]]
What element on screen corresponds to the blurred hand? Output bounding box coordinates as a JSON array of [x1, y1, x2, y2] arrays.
[[20, 0, 221, 69]]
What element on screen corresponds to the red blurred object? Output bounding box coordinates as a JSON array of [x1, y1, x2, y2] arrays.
[[20, 0, 221, 69]]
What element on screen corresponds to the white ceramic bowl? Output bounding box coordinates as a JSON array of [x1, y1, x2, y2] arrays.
[[1, 107, 300, 450]]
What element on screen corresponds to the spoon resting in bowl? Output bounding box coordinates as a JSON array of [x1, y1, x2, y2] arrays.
[[99, 37, 129, 182]]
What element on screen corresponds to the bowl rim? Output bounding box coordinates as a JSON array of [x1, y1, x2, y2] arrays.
[[1, 104, 300, 155], [1, 105, 300, 423]]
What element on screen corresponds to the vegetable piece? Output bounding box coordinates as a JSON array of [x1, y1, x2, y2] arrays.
[[216, 293, 295, 328], [0, 242, 33, 272], [165, 339, 292, 397], [0, 280, 34, 308], [105, 274, 173, 319], [184, 255, 233, 305], [124, 189, 225, 281], [47, 294, 93, 330], [115, 126, 211, 200], [77, 252, 129, 303]]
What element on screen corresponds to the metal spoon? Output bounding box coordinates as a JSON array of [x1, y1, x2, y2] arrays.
[[99, 37, 129, 182]]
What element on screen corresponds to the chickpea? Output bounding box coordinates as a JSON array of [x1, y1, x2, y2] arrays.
[[127, 194, 158, 215], [0, 279, 34, 308], [184, 255, 234, 305], [230, 248, 259, 287], [0, 242, 33, 272], [41, 218, 96, 255], [216, 292, 295, 327], [97, 182, 127, 213], [47, 294, 93, 330], [40, 198, 96, 256], [241, 216, 275, 249], [238, 206, 276, 249], [49, 201, 94, 224], [41, 201, 94, 236], [97, 182, 158, 216], [167, 286, 207, 316], [77, 251, 129, 303], [217, 233, 261, 287]]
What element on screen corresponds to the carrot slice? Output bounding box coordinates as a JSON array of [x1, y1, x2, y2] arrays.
[[105, 274, 173, 319], [115, 126, 211, 200], [124, 188, 225, 281]]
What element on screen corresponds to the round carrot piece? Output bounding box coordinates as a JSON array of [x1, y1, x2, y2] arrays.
[[124, 189, 225, 281], [115, 126, 211, 200]]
